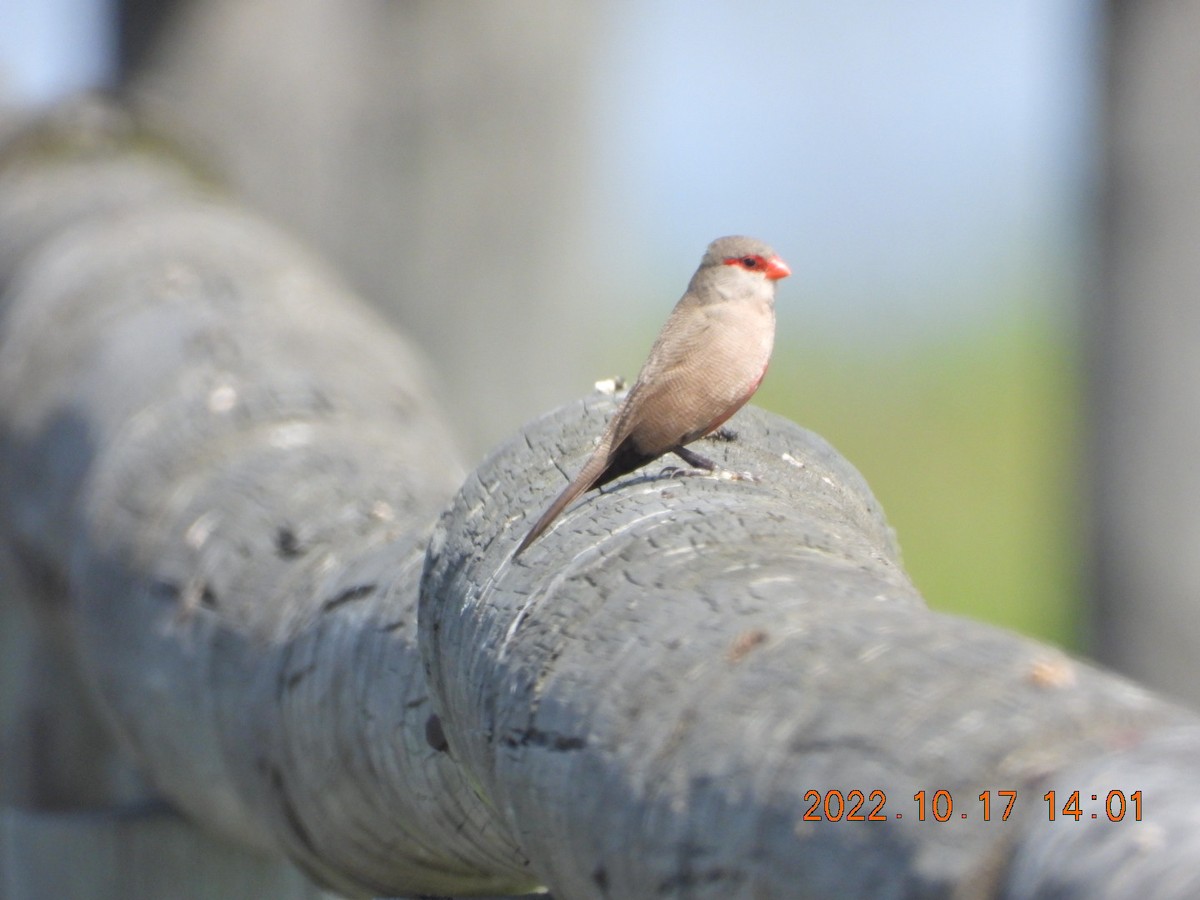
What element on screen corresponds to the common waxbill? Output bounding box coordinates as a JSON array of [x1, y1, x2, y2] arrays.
[[515, 235, 790, 555]]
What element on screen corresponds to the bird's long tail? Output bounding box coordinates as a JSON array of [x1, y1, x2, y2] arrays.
[[515, 430, 662, 555], [514, 447, 611, 555]]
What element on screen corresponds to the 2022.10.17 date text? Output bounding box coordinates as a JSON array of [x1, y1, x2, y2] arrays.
[[802, 789, 1143, 822]]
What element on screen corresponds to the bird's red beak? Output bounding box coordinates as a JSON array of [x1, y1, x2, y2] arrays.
[[764, 256, 791, 281]]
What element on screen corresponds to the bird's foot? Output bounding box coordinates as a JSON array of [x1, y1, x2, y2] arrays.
[[670, 444, 758, 481], [658, 464, 706, 480], [716, 468, 761, 483], [657, 463, 760, 483]]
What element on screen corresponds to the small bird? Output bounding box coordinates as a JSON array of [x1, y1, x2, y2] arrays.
[[515, 235, 790, 555]]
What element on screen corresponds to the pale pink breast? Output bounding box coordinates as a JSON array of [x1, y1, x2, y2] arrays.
[[696, 303, 775, 436]]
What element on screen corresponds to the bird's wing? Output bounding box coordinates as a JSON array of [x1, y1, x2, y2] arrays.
[[606, 299, 716, 452]]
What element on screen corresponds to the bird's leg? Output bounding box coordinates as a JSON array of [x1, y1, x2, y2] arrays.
[[656, 446, 715, 480], [672, 444, 761, 483], [672, 445, 717, 471]]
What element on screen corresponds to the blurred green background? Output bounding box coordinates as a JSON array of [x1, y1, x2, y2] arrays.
[[766, 316, 1081, 647]]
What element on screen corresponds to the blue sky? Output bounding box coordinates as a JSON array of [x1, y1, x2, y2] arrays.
[[591, 0, 1097, 341], [0, 0, 112, 103]]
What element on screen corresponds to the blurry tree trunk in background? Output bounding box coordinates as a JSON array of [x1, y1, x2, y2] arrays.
[[116, 0, 187, 76], [1091, 1, 1200, 705], [118, 0, 598, 459]]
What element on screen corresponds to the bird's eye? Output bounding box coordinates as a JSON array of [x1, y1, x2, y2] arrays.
[[741, 256, 758, 268]]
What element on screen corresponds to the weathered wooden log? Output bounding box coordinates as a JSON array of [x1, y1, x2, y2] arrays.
[[0, 98, 535, 898], [424, 397, 1200, 899]]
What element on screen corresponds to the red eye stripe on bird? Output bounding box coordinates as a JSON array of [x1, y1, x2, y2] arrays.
[[723, 253, 791, 280], [515, 235, 789, 556]]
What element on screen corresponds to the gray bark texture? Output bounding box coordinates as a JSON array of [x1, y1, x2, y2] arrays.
[[0, 99, 535, 898], [1090, 0, 1200, 705], [424, 400, 1200, 899], [5, 99, 1200, 899]]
